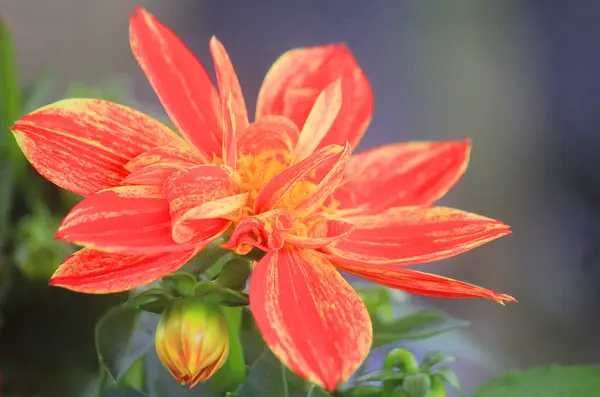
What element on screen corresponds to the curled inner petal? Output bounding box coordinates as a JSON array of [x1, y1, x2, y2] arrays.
[[222, 210, 294, 254], [164, 165, 239, 244]]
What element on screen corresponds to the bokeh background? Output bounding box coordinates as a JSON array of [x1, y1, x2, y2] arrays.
[[1, 0, 600, 396]]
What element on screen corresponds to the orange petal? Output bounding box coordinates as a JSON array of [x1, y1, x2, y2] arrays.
[[249, 247, 372, 391], [209, 36, 249, 133], [50, 247, 198, 293], [11, 99, 181, 196], [284, 218, 354, 249], [221, 93, 238, 169], [295, 142, 352, 216], [253, 144, 345, 213], [122, 162, 188, 185], [56, 185, 191, 254], [222, 210, 295, 254], [334, 140, 471, 212], [293, 79, 342, 160], [130, 7, 222, 160], [336, 262, 516, 304], [237, 115, 299, 157], [125, 143, 204, 172], [164, 165, 240, 244], [327, 206, 511, 266], [256, 44, 373, 150]]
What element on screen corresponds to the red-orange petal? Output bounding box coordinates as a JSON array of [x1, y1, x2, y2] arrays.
[[164, 165, 241, 244], [50, 247, 198, 293], [256, 44, 373, 150], [327, 206, 511, 266], [209, 36, 249, 134], [125, 143, 204, 172], [295, 142, 352, 216], [122, 162, 188, 185], [249, 247, 372, 391], [253, 144, 346, 213], [129, 7, 222, 160], [11, 99, 181, 196], [237, 115, 299, 157], [293, 79, 342, 160], [336, 262, 516, 304], [284, 218, 354, 249], [334, 140, 471, 212], [56, 185, 191, 254]]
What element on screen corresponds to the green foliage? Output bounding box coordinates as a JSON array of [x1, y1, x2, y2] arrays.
[[359, 287, 470, 348], [228, 350, 289, 397], [95, 306, 159, 382], [471, 366, 600, 397], [14, 204, 74, 279], [210, 307, 246, 394], [308, 386, 333, 397]]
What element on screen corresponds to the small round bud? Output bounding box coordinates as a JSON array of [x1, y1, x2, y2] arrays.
[[155, 298, 229, 387]]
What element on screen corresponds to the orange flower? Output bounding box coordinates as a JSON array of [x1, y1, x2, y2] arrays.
[[10, 7, 514, 391]]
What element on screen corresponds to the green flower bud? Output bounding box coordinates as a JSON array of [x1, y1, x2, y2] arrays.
[[155, 298, 229, 387]]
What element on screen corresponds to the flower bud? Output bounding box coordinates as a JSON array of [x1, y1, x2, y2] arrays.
[[155, 298, 229, 387]]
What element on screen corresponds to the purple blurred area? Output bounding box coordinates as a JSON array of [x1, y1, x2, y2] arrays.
[[3, 0, 600, 394]]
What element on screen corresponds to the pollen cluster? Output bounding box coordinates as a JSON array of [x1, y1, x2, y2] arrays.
[[231, 151, 318, 216]]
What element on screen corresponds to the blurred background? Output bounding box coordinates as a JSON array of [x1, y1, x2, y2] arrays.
[[1, 0, 600, 396]]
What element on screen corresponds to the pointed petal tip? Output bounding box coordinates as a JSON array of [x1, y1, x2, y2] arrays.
[[496, 293, 518, 304]]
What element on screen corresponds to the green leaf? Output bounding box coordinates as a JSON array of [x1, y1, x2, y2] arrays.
[[124, 291, 168, 314], [471, 366, 600, 397], [355, 369, 406, 383], [106, 389, 147, 397], [0, 17, 21, 137], [209, 306, 246, 394], [95, 306, 159, 381], [161, 272, 196, 297], [373, 311, 470, 348], [0, 18, 20, 241], [205, 288, 249, 307], [403, 374, 431, 397], [0, 164, 14, 240], [432, 367, 461, 396], [229, 350, 289, 397], [308, 386, 333, 397], [420, 351, 457, 372]]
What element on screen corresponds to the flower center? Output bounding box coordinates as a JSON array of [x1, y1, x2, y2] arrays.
[[231, 151, 318, 216]]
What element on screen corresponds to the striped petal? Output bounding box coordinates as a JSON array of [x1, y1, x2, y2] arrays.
[[237, 115, 299, 157], [164, 165, 242, 244], [284, 218, 354, 249], [327, 206, 510, 266], [295, 142, 351, 216], [209, 36, 249, 134], [256, 44, 373, 150], [334, 141, 471, 212], [56, 185, 191, 254], [122, 163, 188, 185], [336, 262, 516, 304], [130, 7, 222, 160], [253, 144, 347, 213], [125, 143, 204, 172], [11, 99, 181, 196], [50, 248, 198, 293], [293, 79, 342, 160], [249, 247, 371, 391]]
